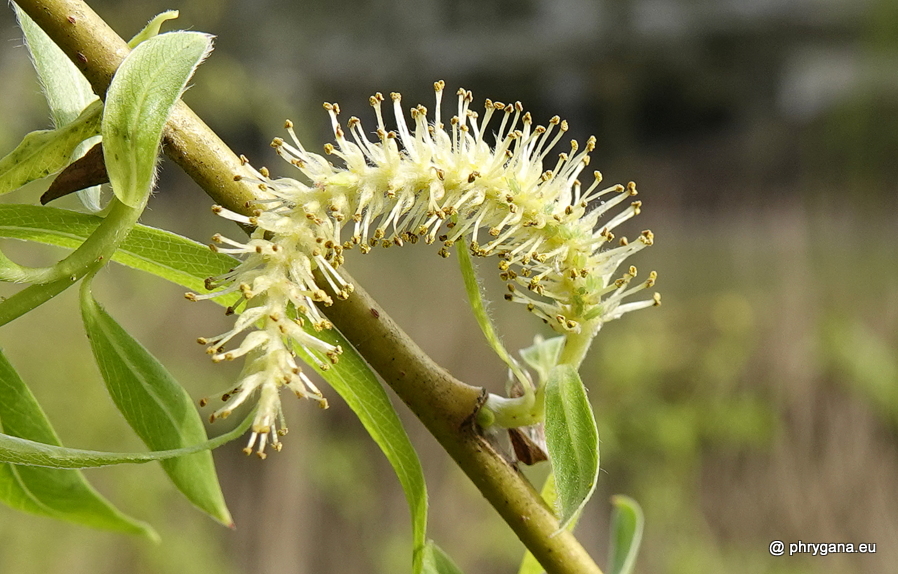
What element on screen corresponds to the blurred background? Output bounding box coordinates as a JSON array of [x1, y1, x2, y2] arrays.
[[2, 0, 897, 572]]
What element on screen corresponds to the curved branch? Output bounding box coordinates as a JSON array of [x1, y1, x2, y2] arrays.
[[318, 273, 603, 573], [11, 2, 603, 572]]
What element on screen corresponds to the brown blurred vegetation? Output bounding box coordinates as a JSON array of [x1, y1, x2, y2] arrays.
[[1, 0, 897, 573]]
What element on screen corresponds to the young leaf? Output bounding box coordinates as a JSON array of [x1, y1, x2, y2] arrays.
[[295, 328, 428, 574], [102, 31, 213, 207], [79, 279, 232, 526], [519, 335, 565, 385], [543, 364, 599, 530], [422, 541, 465, 574], [14, 7, 96, 126], [128, 11, 181, 47], [0, 349, 157, 539], [0, 413, 251, 469], [0, 101, 101, 196], [15, 5, 102, 210], [607, 495, 644, 574]]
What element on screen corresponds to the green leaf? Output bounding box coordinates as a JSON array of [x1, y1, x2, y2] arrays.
[[0, 349, 157, 539], [79, 279, 232, 526], [543, 364, 599, 530], [607, 495, 644, 574], [0, 101, 101, 196], [422, 540, 465, 574], [0, 413, 252, 469], [0, 204, 429, 562], [14, 7, 97, 127], [456, 240, 527, 384], [102, 31, 212, 207], [0, 204, 237, 299], [14, 5, 102, 210], [128, 11, 181, 47], [295, 328, 428, 574]]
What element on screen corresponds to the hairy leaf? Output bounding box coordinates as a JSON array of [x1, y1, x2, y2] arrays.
[[544, 364, 599, 529], [15, 5, 102, 210], [80, 280, 231, 526], [102, 31, 212, 207], [0, 349, 157, 539]]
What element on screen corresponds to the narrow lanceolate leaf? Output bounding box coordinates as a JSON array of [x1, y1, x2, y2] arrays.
[[0, 204, 237, 301], [79, 280, 232, 526], [15, 5, 103, 210], [544, 364, 599, 530], [607, 495, 644, 574], [295, 328, 428, 574], [0, 413, 252, 469], [422, 541, 465, 574], [0, 101, 101, 196], [103, 31, 213, 207], [0, 349, 157, 539]]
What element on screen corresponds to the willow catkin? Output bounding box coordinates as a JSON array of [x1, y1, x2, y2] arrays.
[[187, 81, 659, 457]]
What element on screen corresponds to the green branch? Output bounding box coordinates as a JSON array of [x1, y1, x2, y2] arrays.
[[11, 2, 603, 571]]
